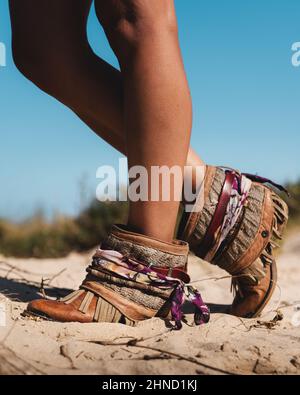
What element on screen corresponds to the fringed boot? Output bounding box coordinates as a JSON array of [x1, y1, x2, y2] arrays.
[[26, 225, 209, 329], [179, 166, 289, 318]]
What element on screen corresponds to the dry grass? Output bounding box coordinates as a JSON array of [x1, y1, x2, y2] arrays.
[[0, 179, 299, 259], [0, 200, 128, 258]]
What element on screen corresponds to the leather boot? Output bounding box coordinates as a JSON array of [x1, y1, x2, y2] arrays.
[[179, 166, 289, 318], [26, 225, 209, 328]]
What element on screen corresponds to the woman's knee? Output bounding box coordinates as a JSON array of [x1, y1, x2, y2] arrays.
[[12, 39, 44, 84], [10, 0, 91, 95], [95, 0, 178, 62], [12, 44, 66, 102], [11, 37, 81, 99]]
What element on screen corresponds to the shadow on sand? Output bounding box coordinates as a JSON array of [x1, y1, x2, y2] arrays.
[[0, 277, 72, 303]]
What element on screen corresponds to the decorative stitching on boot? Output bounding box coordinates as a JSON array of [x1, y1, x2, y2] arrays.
[[214, 182, 265, 272], [103, 233, 188, 269], [84, 248, 210, 329]]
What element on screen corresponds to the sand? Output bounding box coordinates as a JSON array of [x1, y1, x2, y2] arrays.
[[0, 232, 300, 375]]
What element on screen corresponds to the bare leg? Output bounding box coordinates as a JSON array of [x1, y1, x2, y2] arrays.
[[9, 0, 205, 177], [94, 0, 192, 241]]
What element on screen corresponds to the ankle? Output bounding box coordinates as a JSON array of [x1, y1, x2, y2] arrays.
[[102, 224, 189, 270]]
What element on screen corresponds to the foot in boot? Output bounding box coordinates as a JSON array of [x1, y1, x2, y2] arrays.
[[179, 165, 289, 318], [26, 225, 210, 329]]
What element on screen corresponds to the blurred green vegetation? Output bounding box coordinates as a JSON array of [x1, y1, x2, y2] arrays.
[[0, 180, 299, 259], [284, 180, 300, 225], [0, 200, 128, 258]]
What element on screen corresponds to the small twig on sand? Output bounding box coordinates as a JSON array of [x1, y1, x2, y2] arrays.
[[39, 268, 68, 299], [40, 278, 47, 299], [46, 268, 67, 286], [249, 311, 284, 331]]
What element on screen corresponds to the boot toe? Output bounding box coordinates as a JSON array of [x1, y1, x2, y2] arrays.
[[26, 298, 93, 323], [230, 262, 276, 318], [27, 299, 58, 320]]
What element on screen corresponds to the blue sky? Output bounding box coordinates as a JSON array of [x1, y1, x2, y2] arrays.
[[0, 0, 299, 221]]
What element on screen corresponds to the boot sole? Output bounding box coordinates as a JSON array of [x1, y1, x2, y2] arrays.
[[21, 309, 54, 322]]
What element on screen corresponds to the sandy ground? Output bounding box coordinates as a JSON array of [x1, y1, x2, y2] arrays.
[[0, 232, 300, 375]]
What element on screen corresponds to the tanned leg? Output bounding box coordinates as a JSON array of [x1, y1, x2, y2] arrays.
[[94, 0, 192, 241], [9, 0, 205, 181]]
